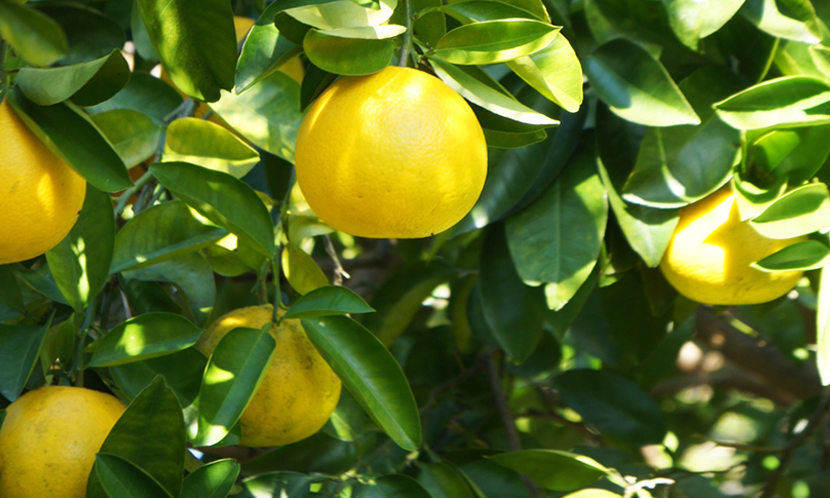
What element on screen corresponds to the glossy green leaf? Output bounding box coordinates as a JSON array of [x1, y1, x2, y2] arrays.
[[94, 454, 174, 498], [753, 239, 829, 271], [242, 433, 357, 475], [163, 118, 260, 178], [284, 286, 374, 319], [0, 321, 50, 402], [488, 450, 609, 491], [479, 224, 546, 361], [45, 187, 114, 311], [554, 369, 667, 445], [411, 0, 446, 46], [301, 315, 421, 450], [37, 3, 125, 65], [181, 459, 240, 498], [429, 58, 558, 126], [818, 266, 830, 385], [16, 50, 130, 107], [750, 183, 830, 238], [88, 376, 185, 498], [210, 72, 304, 163], [661, 0, 745, 50], [0, 266, 24, 321], [300, 64, 338, 111], [241, 471, 312, 497], [418, 463, 477, 498], [110, 348, 207, 409], [282, 0, 396, 30], [749, 125, 830, 185], [111, 201, 227, 274], [430, 19, 559, 65], [282, 246, 329, 295], [136, 0, 236, 101], [303, 28, 396, 75], [0, 1, 67, 66], [714, 76, 830, 130], [740, 0, 821, 44], [432, 1, 538, 23], [90, 313, 203, 367], [149, 162, 275, 258], [91, 110, 161, 168], [7, 89, 133, 192], [236, 0, 303, 93], [507, 34, 583, 113], [131, 0, 156, 62], [622, 68, 741, 208], [13, 264, 67, 305], [505, 146, 608, 310], [194, 327, 276, 447], [87, 73, 183, 125], [585, 39, 700, 127]]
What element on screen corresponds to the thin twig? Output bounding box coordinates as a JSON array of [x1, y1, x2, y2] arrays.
[[114, 171, 154, 217], [323, 234, 349, 285], [398, 0, 412, 67], [119, 287, 133, 320], [759, 389, 830, 498]]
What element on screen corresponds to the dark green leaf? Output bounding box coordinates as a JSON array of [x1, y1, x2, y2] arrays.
[[110, 347, 206, 409], [753, 239, 829, 271], [300, 64, 338, 111], [91, 110, 161, 168], [16, 50, 130, 106], [94, 454, 173, 498], [241, 471, 312, 497], [7, 89, 132, 192], [714, 76, 830, 129], [430, 20, 560, 65], [181, 459, 240, 498], [0, 321, 50, 401], [0, 1, 68, 66], [554, 369, 667, 445], [87, 73, 183, 125], [301, 316, 421, 451], [431, 1, 538, 24], [418, 463, 477, 498], [149, 162, 275, 258], [46, 186, 115, 311], [163, 118, 260, 178], [36, 3, 125, 65], [236, 0, 303, 93], [194, 327, 276, 447], [242, 433, 356, 475], [284, 286, 374, 319], [90, 313, 203, 367], [0, 266, 25, 321], [358, 474, 433, 498], [488, 450, 610, 491], [136, 0, 236, 101]]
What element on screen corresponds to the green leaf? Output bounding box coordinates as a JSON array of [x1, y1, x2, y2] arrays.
[[585, 39, 700, 127], [284, 286, 374, 319], [506, 34, 583, 113], [748, 125, 830, 185], [90, 313, 203, 367], [111, 201, 228, 274], [45, 187, 114, 312], [488, 450, 610, 491], [37, 3, 125, 65], [479, 224, 546, 361], [210, 72, 304, 163], [194, 327, 276, 447], [622, 67, 741, 208], [750, 183, 830, 238], [0, 321, 50, 402], [818, 266, 830, 385], [753, 239, 830, 272], [242, 433, 356, 475], [282, 0, 396, 30], [300, 64, 338, 111], [88, 377, 185, 498], [300, 316, 421, 451], [181, 459, 240, 498], [136, 0, 236, 101], [163, 118, 260, 178], [87, 73, 183, 125], [740, 0, 822, 44], [358, 474, 433, 498], [714, 76, 830, 130], [561, 491, 622, 498], [110, 348, 206, 409], [16, 50, 130, 107], [131, 0, 156, 62], [432, 1, 539, 23], [505, 145, 608, 310], [429, 58, 558, 126], [94, 454, 174, 498], [554, 369, 667, 445], [303, 28, 396, 76], [661, 0, 745, 50], [282, 246, 330, 295], [13, 264, 68, 305], [430, 19, 559, 65], [149, 162, 276, 258], [91, 110, 161, 168], [0, 1, 68, 66], [241, 471, 312, 497], [236, 1, 303, 93], [7, 89, 133, 192], [0, 266, 25, 321], [418, 463, 477, 498]]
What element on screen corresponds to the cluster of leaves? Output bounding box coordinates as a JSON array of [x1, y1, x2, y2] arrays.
[[2, 0, 830, 496]]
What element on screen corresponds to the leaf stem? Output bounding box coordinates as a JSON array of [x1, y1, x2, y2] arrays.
[[114, 170, 154, 217], [398, 0, 413, 67]]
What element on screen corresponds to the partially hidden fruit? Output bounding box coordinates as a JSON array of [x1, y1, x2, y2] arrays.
[[294, 66, 488, 239], [0, 99, 86, 265], [659, 187, 805, 305], [0, 386, 125, 498], [196, 305, 341, 447]]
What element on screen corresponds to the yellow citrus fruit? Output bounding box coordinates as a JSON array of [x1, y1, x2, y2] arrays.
[[660, 187, 805, 305], [294, 66, 488, 239], [196, 305, 341, 447], [0, 100, 86, 265], [0, 386, 125, 498]]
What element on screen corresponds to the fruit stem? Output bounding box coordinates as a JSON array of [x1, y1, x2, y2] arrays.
[[398, 0, 413, 67]]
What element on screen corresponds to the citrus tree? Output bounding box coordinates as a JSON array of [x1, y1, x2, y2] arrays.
[[1, 0, 830, 496]]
